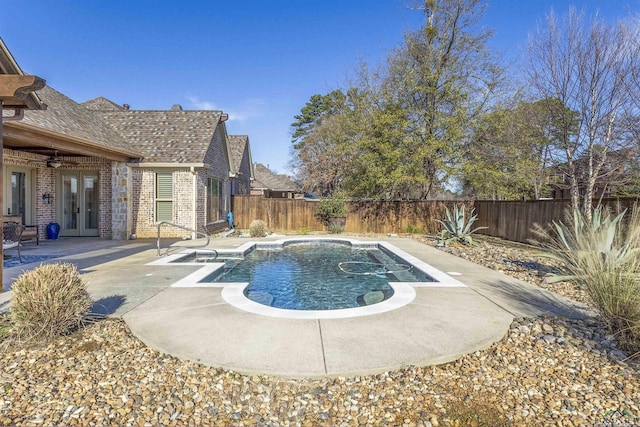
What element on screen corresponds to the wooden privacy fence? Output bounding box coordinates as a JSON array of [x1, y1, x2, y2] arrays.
[[475, 198, 640, 242], [231, 195, 640, 243], [231, 196, 457, 235]]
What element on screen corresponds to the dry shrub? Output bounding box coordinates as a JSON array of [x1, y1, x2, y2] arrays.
[[10, 263, 91, 343], [249, 219, 268, 237]]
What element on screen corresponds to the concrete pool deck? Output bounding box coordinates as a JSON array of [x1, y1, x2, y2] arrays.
[[0, 235, 591, 378]]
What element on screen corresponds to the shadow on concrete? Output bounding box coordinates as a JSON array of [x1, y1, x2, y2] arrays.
[[3, 255, 59, 270], [62, 243, 157, 271], [90, 295, 126, 316], [3, 239, 160, 291], [475, 279, 593, 320]]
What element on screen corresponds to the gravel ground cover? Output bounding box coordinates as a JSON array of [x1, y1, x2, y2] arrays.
[[0, 236, 638, 426], [423, 235, 590, 305]]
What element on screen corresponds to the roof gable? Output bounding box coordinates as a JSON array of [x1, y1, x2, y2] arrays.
[[228, 135, 248, 172], [82, 97, 125, 111], [98, 110, 224, 163]]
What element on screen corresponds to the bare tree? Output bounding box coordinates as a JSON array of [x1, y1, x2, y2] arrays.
[[293, 113, 354, 196], [526, 8, 640, 220]]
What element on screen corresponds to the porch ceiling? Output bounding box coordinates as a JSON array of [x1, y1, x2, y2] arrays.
[[2, 123, 140, 161]]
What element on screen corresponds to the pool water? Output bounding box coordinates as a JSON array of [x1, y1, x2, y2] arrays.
[[203, 241, 431, 310]]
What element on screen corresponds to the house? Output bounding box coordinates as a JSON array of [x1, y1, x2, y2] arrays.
[[250, 163, 301, 198], [85, 100, 236, 237], [1, 37, 243, 240], [228, 135, 254, 195], [548, 148, 637, 200]]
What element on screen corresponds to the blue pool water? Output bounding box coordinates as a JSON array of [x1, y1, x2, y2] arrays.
[[200, 241, 432, 310]]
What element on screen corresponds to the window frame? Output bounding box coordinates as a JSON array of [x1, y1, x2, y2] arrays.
[[155, 171, 174, 223]]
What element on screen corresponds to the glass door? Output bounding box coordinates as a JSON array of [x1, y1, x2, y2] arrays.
[[4, 167, 34, 224], [83, 174, 99, 234], [11, 171, 26, 221], [59, 171, 99, 237], [62, 174, 78, 232]]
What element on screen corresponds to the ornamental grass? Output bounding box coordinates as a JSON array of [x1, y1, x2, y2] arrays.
[[10, 262, 91, 344], [533, 206, 640, 356]]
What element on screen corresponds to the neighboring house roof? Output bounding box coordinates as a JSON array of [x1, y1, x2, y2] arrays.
[[96, 109, 226, 164], [5, 86, 142, 159], [252, 163, 299, 191], [82, 97, 125, 111]]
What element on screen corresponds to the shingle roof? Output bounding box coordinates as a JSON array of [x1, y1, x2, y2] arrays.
[[97, 110, 223, 163], [82, 97, 125, 111], [18, 86, 139, 156], [228, 135, 248, 172], [252, 163, 299, 191]]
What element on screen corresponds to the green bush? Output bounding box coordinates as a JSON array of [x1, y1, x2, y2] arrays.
[[297, 227, 312, 235], [316, 193, 347, 226], [533, 207, 640, 354], [10, 263, 91, 343], [249, 219, 268, 237], [404, 224, 424, 234]]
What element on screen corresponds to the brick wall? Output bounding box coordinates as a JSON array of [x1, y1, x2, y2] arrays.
[[236, 144, 252, 195], [174, 169, 195, 232], [203, 123, 232, 231], [35, 167, 55, 239], [130, 168, 196, 238], [98, 162, 112, 239]]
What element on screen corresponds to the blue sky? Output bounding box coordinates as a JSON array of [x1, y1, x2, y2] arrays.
[[1, 1, 638, 174]]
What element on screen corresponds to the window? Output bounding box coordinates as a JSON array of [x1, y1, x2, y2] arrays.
[[156, 172, 173, 222], [207, 177, 223, 222]]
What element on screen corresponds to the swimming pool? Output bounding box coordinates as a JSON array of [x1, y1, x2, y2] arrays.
[[151, 237, 466, 319], [201, 240, 433, 310]]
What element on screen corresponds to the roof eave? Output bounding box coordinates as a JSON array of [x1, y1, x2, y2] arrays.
[[4, 121, 143, 161]]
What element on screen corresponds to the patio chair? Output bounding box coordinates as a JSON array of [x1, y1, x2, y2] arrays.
[[3, 215, 38, 245], [3, 221, 24, 263]]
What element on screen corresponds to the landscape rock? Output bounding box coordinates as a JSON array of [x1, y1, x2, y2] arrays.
[[0, 236, 638, 426]]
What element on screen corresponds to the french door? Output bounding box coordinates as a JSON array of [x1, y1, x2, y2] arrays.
[[58, 171, 99, 237], [4, 166, 34, 224]]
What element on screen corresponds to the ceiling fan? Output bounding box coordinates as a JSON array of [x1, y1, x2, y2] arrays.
[[45, 151, 79, 169]]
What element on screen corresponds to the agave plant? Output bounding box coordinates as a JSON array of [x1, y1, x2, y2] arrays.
[[436, 204, 487, 245]]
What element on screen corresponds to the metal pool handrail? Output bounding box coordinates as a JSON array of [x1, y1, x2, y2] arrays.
[[156, 221, 210, 256]]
